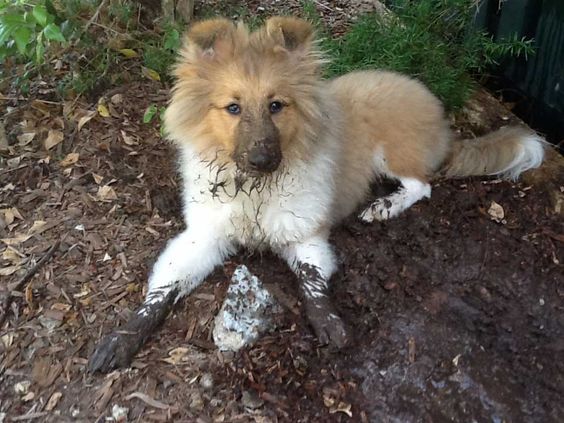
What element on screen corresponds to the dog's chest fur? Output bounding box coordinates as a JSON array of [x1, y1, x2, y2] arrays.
[[178, 145, 336, 249]]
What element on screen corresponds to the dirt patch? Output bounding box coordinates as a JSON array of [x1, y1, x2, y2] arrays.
[[2, 75, 562, 422]]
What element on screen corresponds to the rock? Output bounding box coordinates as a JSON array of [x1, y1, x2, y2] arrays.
[[199, 372, 214, 390], [213, 265, 281, 352], [111, 404, 128, 422], [241, 390, 264, 410]]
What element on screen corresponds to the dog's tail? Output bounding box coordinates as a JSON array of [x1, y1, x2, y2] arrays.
[[442, 127, 546, 180]]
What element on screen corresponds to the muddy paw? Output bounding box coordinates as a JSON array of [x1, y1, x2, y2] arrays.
[[307, 308, 350, 349], [359, 199, 394, 222], [315, 313, 350, 349], [88, 331, 139, 373]]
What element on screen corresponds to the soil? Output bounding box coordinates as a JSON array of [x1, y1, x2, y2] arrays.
[[1, 1, 564, 422]]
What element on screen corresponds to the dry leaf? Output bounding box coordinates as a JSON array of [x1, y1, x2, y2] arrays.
[[29, 220, 47, 234], [1, 332, 14, 348], [97, 185, 117, 201], [60, 152, 79, 167], [142, 66, 161, 81], [0, 265, 19, 276], [2, 208, 23, 225], [45, 392, 63, 411], [488, 201, 505, 223], [118, 48, 138, 58], [97, 103, 110, 118], [92, 173, 104, 184], [121, 130, 137, 146], [0, 122, 8, 150], [44, 130, 64, 150], [1, 233, 31, 245], [162, 347, 191, 365], [329, 401, 353, 417], [17, 132, 36, 146], [77, 110, 96, 131], [2, 248, 26, 265]]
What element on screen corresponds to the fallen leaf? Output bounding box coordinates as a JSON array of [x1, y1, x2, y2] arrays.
[[0, 265, 19, 276], [92, 173, 103, 184], [162, 347, 190, 365], [60, 152, 79, 167], [14, 381, 31, 394], [329, 401, 353, 417], [118, 48, 138, 58], [0, 122, 7, 150], [2, 208, 23, 225], [1, 332, 14, 348], [45, 392, 62, 411], [97, 185, 117, 201], [44, 130, 64, 150], [29, 220, 47, 234], [125, 392, 176, 411], [97, 102, 110, 118], [142, 67, 161, 81], [17, 132, 36, 146], [488, 201, 505, 223], [77, 110, 96, 131], [121, 130, 137, 145], [1, 233, 31, 246]]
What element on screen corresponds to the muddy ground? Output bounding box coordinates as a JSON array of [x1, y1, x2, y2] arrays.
[[1, 2, 564, 423]]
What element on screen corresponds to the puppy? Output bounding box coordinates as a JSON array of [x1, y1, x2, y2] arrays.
[[89, 17, 545, 372]]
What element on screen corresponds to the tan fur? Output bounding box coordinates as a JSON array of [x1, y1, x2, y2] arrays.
[[442, 126, 536, 177], [166, 16, 545, 222]]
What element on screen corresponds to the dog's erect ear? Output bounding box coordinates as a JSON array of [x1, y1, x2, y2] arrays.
[[187, 18, 236, 50], [265, 17, 314, 51]]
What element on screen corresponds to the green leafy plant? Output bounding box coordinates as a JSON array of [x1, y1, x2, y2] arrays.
[[0, 0, 67, 64], [304, 0, 534, 110]]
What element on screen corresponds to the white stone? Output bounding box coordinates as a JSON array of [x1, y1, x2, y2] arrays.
[[213, 265, 281, 351]]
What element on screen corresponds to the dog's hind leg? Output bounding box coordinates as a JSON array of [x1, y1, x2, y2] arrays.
[[279, 234, 350, 348], [89, 228, 233, 373], [359, 176, 431, 222]]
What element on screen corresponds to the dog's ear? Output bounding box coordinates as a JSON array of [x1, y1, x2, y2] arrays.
[[187, 18, 236, 50], [265, 17, 314, 51]]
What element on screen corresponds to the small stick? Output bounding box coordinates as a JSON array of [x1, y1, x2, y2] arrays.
[[0, 240, 61, 327], [82, 0, 109, 35]]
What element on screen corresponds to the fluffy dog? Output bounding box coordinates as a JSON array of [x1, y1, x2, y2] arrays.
[[89, 17, 545, 372]]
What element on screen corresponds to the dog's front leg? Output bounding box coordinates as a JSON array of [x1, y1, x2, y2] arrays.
[[280, 235, 350, 348], [89, 228, 233, 373]]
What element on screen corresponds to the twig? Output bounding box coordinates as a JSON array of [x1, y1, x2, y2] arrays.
[[0, 240, 61, 327], [82, 0, 109, 35]]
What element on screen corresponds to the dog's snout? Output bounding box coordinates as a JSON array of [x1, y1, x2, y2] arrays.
[[246, 140, 281, 173], [248, 147, 272, 169]]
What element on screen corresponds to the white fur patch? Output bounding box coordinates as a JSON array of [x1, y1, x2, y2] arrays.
[[280, 234, 337, 280], [359, 177, 431, 221], [498, 135, 546, 180], [148, 226, 234, 299]]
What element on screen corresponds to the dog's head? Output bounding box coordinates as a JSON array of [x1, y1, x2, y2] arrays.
[[165, 17, 325, 176]]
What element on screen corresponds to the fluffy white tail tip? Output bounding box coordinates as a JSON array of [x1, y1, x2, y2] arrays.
[[499, 135, 546, 180]]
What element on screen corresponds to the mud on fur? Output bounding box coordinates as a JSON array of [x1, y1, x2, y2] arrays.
[[89, 17, 545, 372]]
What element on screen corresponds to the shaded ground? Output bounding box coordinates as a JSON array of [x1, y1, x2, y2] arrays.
[[1, 2, 564, 422]]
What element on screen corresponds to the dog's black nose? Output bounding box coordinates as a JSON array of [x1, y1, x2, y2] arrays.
[[248, 148, 271, 169]]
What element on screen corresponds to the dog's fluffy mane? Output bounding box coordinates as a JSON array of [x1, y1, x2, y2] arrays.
[[164, 18, 332, 172]]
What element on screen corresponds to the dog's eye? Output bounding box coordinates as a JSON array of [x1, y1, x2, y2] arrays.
[[226, 103, 241, 115], [269, 101, 284, 114]]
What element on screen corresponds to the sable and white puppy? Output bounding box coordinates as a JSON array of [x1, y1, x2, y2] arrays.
[[89, 17, 545, 372]]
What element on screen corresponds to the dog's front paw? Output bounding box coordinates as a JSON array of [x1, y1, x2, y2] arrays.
[[304, 301, 350, 349], [88, 331, 140, 373], [359, 198, 394, 222]]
